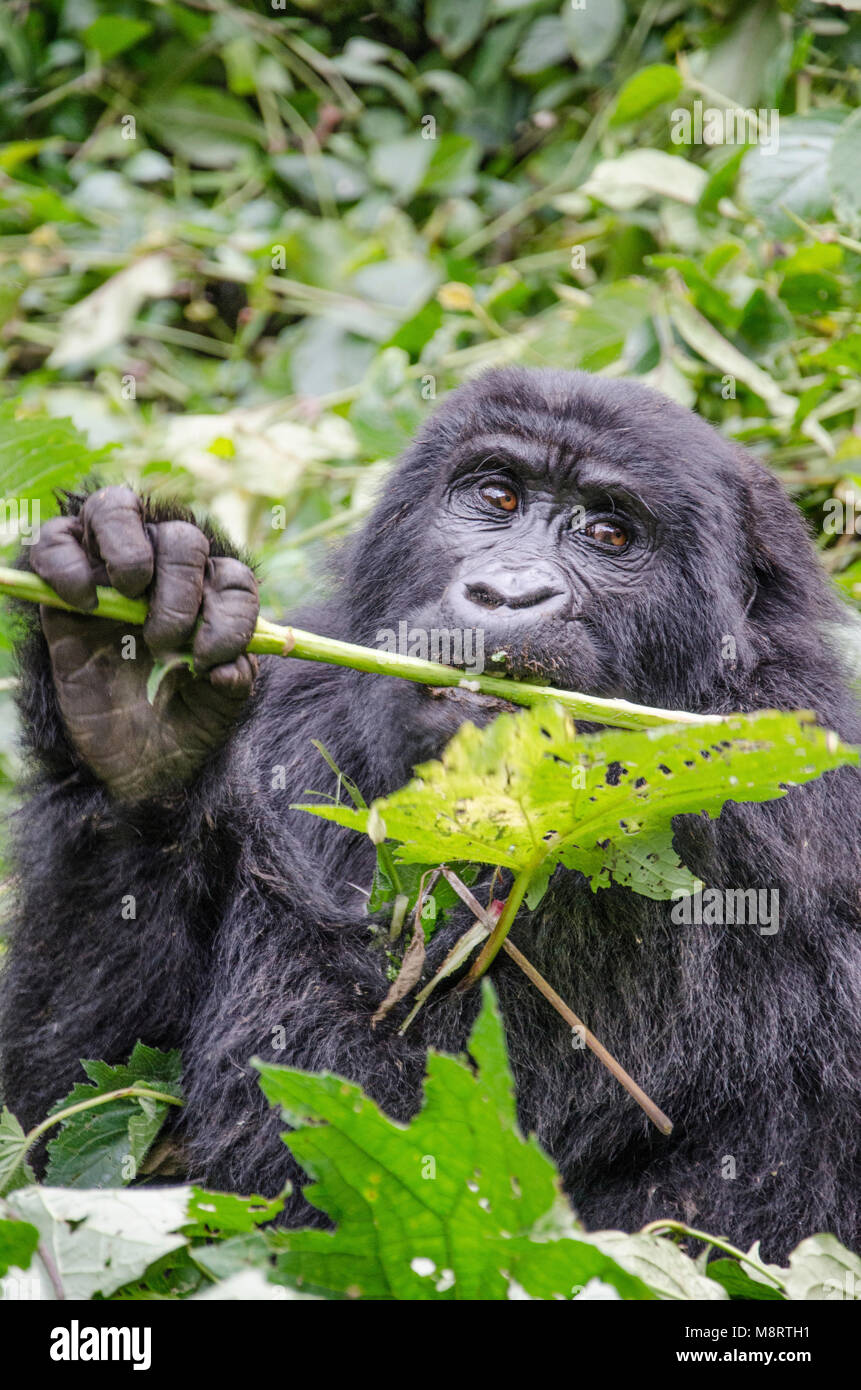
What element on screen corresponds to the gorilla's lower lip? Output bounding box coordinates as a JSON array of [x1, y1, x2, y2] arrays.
[[426, 685, 517, 715]]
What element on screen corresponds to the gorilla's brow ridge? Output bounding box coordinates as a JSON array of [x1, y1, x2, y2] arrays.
[[447, 431, 657, 516], [447, 431, 555, 479]]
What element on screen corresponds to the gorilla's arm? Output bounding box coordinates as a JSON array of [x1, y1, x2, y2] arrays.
[[1, 494, 478, 1179], [178, 796, 481, 1214], [0, 489, 261, 1127]]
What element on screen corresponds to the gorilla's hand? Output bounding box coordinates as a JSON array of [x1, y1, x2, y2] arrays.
[[29, 486, 259, 802]]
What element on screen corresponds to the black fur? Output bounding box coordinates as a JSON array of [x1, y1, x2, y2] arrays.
[[1, 369, 859, 1260]]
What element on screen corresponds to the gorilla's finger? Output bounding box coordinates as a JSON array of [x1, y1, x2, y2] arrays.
[[143, 521, 210, 655], [193, 557, 259, 671], [207, 653, 258, 698], [30, 516, 98, 611], [81, 486, 153, 598]]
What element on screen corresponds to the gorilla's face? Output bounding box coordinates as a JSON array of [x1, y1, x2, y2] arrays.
[[342, 367, 832, 765], [430, 422, 678, 698]]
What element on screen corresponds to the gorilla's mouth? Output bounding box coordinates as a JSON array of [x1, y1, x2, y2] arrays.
[[425, 683, 518, 717], [397, 604, 617, 704]]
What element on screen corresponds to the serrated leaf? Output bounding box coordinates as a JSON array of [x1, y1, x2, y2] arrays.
[[585, 1231, 728, 1300], [258, 983, 655, 1301], [0, 405, 114, 508], [759, 1234, 861, 1300], [0, 1107, 35, 1197], [45, 1043, 182, 1189], [185, 1187, 285, 1237], [6, 1186, 189, 1300], [297, 705, 856, 900]]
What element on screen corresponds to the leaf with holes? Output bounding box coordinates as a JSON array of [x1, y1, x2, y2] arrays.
[[258, 983, 655, 1301], [296, 704, 856, 900]]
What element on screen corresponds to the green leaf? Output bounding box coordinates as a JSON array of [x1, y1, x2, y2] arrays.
[[611, 65, 682, 125], [737, 287, 794, 351], [582, 150, 707, 210], [0, 1216, 39, 1277], [760, 1234, 861, 1300], [833, 559, 861, 609], [6, 1186, 189, 1300], [668, 297, 796, 420], [347, 348, 430, 451], [697, 0, 783, 109], [513, 16, 569, 75], [44, 1044, 182, 1189], [528, 281, 654, 371], [586, 1231, 727, 1300], [142, 85, 263, 169], [297, 705, 856, 900], [333, 39, 420, 115], [420, 133, 481, 197], [83, 16, 152, 62], [561, 0, 625, 68], [185, 1187, 285, 1237], [829, 107, 861, 228], [0, 1108, 35, 1197], [273, 154, 369, 204], [0, 406, 114, 511], [427, 0, 489, 60], [738, 112, 845, 236], [49, 253, 174, 370], [707, 1258, 785, 1300], [191, 1231, 276, 1283], [810, 332, 861, 374], [258, 984, 655, 1300], [367, 858, 477, 936], [370, 136, 432, 201]]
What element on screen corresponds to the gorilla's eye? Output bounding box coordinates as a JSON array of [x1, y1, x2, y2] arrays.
[[479, 482, 518, 513], [584, 519, 629, 548]]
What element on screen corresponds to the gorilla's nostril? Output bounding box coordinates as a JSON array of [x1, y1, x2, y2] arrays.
[[508, 586, 560, 610], [465, 583, 505, 610], [459, 568, 567, 615]]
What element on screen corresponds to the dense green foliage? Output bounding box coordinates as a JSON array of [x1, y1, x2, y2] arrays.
[[3, 990, 860, 1299], [0, 0, 860, 832]]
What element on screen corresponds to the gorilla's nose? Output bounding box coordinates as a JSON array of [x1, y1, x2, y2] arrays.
[[454, 564, 567, 620]]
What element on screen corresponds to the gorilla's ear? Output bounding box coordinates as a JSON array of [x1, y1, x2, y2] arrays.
[[734, 448, 833, 626]]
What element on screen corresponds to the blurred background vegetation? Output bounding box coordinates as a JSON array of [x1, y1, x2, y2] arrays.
[[0, 0, 859, 849]]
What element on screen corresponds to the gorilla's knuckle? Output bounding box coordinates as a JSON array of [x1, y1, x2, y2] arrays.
[[154, 519, 210, 564], [208, 555, 258, 595]]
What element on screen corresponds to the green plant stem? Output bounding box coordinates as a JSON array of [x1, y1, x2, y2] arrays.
[[459, 865, 535, 989], [0, 566, 721, 732], [639, 1220, 788, 1292], [24, 1085, 183, 1154], [0, 1084, 184, 1197]]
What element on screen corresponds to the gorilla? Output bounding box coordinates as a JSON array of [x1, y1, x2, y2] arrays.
[[1, 368, 859, 1262]]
